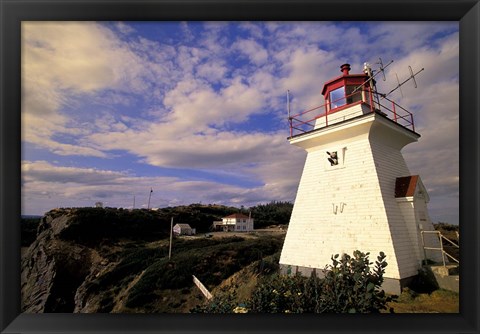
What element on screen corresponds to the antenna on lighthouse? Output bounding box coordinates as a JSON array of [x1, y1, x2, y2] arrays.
[[361, 60, 393, 110], [287, 90, 291, 120], [376, 57, 387, 81], [382, 65, 425, 98], [351, 59, 394, 96], [395, 73, 404, 98]]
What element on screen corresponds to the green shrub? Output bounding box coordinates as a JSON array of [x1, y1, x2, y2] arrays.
[[191, 287, 240, 313], [316, 251, 395, 313], [194, 250, 396, 314]]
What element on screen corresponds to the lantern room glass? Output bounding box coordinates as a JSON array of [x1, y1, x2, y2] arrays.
[[329, 86, 346, 109]]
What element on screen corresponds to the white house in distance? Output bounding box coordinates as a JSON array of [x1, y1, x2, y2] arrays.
[[213, 213, 254, 232], [279, 63, 442, 295], [173, 223, 195, 236]]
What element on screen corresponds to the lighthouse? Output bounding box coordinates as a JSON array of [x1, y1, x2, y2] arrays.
[[280, 63, 442, 294]]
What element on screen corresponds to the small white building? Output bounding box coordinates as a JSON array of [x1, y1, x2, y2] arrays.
[[173, 223, 195, 236], [213, 213, 254, 232]]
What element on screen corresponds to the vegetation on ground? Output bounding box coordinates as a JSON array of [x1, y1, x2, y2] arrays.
[[80, 233, 285, 312], [23, 201, 293, 247], [248, 201, 293, 229], [386, 288, 459, 313], [21, 206, 459, 313], [192, 250, 396, 313]]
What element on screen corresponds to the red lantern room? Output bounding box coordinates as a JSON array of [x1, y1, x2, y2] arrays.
[[321, 63, 372, 113], [288, 63, 416, 138]]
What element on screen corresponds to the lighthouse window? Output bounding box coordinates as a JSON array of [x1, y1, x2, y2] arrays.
[[324, 147, 346, 170], [345, 86, 362, 104], [326, 151, 338, 165], [329, 87, 346, 109]]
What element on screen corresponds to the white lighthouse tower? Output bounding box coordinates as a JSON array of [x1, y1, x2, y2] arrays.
[[280, 63, 442, 294]]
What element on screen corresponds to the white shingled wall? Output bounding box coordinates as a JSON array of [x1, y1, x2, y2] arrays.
[[280, 114, 421, 281], [396, 198, 424, 265]]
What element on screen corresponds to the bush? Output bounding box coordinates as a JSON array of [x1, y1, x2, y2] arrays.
[[191, 287, 240, 313], [193, 250, 396, 314], [317, 251, 395, 313]]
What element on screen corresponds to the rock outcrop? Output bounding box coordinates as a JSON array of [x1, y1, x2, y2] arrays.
[[21, 209, 101, 312]]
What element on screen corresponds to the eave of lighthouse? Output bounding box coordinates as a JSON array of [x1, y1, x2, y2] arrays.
[[289, 110, 420, 152]]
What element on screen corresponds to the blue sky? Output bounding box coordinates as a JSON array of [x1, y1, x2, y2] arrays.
[[21, 21, 459, 224]]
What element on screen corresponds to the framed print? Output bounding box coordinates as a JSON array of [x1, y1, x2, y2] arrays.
[[1, 0, 478, 333]]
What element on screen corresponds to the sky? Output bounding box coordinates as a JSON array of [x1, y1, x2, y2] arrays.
[[21, 21, 459, 224]]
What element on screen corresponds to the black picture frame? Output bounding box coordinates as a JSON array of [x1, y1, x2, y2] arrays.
[[1, 0, 478, 333]]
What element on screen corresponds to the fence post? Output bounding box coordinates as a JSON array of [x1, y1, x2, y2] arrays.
[[438, 231, 446, 267], [421, 231, 427, 265]]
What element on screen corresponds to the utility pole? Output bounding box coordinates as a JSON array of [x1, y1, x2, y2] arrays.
[[147, 188, 153, 210], [169, 217, 173, 260]]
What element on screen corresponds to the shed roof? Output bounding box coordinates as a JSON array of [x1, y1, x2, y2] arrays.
[[395, 175, 419, 198], [174, 223, 192, 229]]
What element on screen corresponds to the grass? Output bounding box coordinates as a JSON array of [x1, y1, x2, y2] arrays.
[[124, 235, 284, 309], [386, 288, 459, 313]]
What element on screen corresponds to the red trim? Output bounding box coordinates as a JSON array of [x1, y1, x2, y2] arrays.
[[395, 175, 419, 197], [321, 74, 368, 95]]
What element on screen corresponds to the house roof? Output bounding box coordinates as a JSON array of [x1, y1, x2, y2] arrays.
[[223, 213, 250, 219], [174, 223, 192, 229], [395, 175, 419, 197]]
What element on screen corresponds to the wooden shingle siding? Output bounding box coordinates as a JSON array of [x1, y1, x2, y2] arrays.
[[280, 113, 437, 291]]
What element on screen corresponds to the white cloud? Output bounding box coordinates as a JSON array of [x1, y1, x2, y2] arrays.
[[233, 38, 269, 65], [195, 61, 228, 82], [21, 22, 459, 224], [22, 21, 176, 156], [21, 156, 303, 215]]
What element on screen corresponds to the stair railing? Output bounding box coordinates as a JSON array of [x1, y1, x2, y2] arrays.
[[420, 230, 459, 267]]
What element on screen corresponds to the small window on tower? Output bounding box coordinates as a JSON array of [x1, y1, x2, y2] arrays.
[[326, 151, 338, 166], [324, 147, 346, 170]]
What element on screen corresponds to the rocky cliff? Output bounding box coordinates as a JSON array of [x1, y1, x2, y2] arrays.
[[21, 207, 171, 312], [21, 206, 285, 313], [22, 209, 107, 312]]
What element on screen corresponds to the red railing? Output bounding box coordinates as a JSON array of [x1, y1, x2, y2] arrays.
[[288, 90, 415, 137]]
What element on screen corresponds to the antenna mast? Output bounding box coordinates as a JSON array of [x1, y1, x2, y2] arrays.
[[362, 59, 394, 110], [287, 90, 291, 119], [376, 57, 387, 81], [383, 66, 424, 98]]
